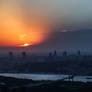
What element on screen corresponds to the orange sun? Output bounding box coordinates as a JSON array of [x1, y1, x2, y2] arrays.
[[20, 43, 30, 47], [23, 43, 30, 47]]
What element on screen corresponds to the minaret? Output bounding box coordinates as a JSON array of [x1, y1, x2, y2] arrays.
[[22, 51, 27, 57], [49, 52, 52, 57], [9, 51, 13, 60], [53, 50, 57, 57], [9, 51, 13, 56], [77, 50, 81, 56], [63, 51, 67, 56]]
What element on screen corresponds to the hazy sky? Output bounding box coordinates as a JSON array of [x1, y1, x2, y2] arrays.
[[0, 0, 92, 47]]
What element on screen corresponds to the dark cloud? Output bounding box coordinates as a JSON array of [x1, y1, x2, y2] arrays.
[[29, 29, 92, 52]]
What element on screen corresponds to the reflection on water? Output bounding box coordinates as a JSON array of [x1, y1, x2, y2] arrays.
[[0, 73, 92, 82]]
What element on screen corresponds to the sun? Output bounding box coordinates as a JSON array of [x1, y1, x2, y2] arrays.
[[19, 43, 30, 47], [23, 43, 30, 47]]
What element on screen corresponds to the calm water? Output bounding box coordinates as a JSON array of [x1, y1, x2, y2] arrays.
[[0, 73, 92, 82]]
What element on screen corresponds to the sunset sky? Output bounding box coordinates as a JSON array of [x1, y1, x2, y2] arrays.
[[0, 0, 92, 48]]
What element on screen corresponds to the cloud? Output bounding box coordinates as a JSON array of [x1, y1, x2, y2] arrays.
[[1, 0, 92, 31]]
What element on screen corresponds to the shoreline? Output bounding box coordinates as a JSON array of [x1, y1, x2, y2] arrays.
[[0, 73, 92, 82]]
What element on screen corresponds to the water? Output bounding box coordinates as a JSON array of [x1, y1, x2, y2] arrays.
[[0, 73, 92, 82]]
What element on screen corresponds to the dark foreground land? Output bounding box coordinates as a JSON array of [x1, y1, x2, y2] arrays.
[[0, 76, 92, 92]]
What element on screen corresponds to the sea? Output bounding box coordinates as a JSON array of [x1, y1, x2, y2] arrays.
[[0, 73, 92, 82]]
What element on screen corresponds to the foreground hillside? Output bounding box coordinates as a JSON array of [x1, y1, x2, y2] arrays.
[[0, 76, 92, 92]]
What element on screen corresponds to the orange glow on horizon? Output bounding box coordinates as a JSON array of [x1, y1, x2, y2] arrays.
[[0, 2, 48, 47]]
